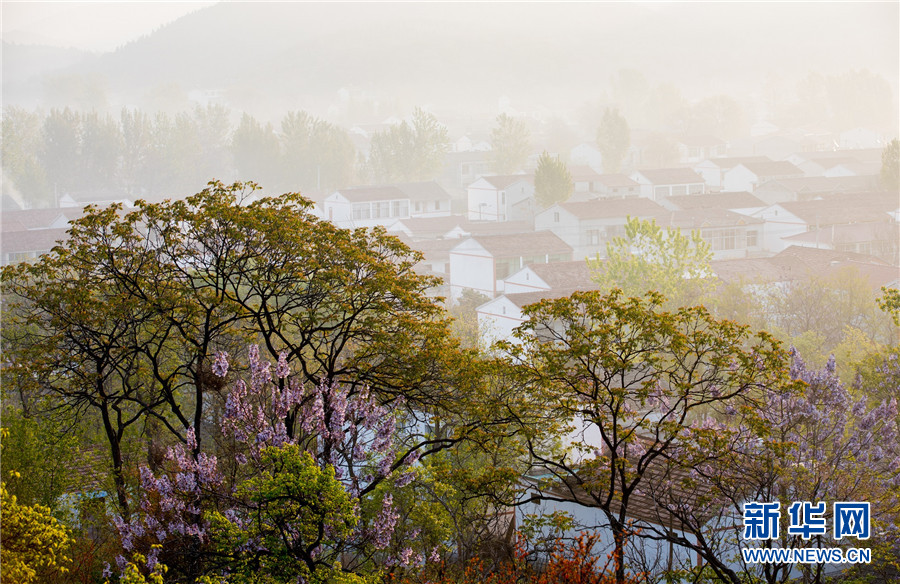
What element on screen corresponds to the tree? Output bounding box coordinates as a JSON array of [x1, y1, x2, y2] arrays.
[[40, 107, 81, 197], [533, 151, 573, 209], [280, 110, 356, 192], [589, 216, 715, 309], [682, 95, 747, 140], [595, 109, 630, 173], [657, 351, 900, 584], [232, 113, 281, 188], [881, 138, 899, 191], [879, 286, 900, 326], [1, 429, 74, 584], [193, 103, 233, 185], [2, 181, 465, 519], [490, 114, 531, 175], [640, 133, 679, 168], [1, 107, 51, 207], [0, 481, 73, 584], [497, 289, 787, 584], [119, 107, 153, 196], [79, 111, 123, 191], [367, 108, 448, 183], [113, 347, 434, 583]]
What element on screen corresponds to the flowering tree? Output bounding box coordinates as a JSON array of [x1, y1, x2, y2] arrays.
[[650, 351, 900, 584], [2, 180, 462, 519], [113, 346, 434, 583]]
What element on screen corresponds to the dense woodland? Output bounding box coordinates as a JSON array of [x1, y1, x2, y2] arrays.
[[2, 181, 898, 584]]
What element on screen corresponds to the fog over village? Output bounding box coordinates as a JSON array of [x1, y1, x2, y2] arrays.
[[1, 3, 899, 584]]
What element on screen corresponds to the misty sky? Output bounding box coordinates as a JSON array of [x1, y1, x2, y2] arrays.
[[2, 1, 215, 52]]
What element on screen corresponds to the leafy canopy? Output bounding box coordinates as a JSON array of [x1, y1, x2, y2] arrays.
[[595, 108, 630, 173], [490, 114, 531, 174], [367, 108, 449, 183], [589, 216, 715, 308], [534, 151, 573, 209]]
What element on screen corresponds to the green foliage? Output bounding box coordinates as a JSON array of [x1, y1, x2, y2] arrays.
[[595, 108, 630, 173], [589, 216, 715, 308], [490, 114, 531, 174], [280, 110, 355, 192], [2, 181, 459, 519], [368, 108, 449, 183], [449, 289, 490, 349], [533, 151, 573, 209], [499, 289, 787, 584], [770, 267, 894, 351], [0, 407, 80, 510], [232, 113, 281, 187], [1, 107, 51, 206], [110, 552, 167, 584], [206, 445, 358, 584], [878, 286, 900, 325]]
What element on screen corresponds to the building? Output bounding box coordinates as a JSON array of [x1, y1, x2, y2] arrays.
[[466, 175, 535, 222], [323, 181, 452, 228], [448, 231, 572, 300], [630, 168, 706, 200]]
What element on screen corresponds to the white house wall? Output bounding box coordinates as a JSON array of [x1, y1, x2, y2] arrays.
[[476, 297, 526, 348], [449, 243, 496, 301], [752, 205, 807, 252], [723, 166, 758, 192], [468, 182, 502, 221], [504, 268, 551, 294]]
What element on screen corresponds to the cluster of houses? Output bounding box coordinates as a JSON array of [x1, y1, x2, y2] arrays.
[[3, 142, 898, 350]]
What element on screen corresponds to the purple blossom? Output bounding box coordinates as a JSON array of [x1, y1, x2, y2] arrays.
[[372, 494, 399, 549], [212, 351, 230, 378], [276, 351, 290, 378]]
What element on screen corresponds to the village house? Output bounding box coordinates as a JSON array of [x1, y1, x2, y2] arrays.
[[692, 156, 771, 190], [663, 208, 767, 260], [440, 150, 492, 190], [448, 231, 572, 301], [589, 174, 641, 198], [502, 260, 597, 295], [660, 191, 766, 215], [822, 161, 882, 178], [1, 227, 70, 265], [722, 160, 804, 193], [323, 181, 452, 228], [569, 166, 604, 193], [781, 222, 900, 266], [748, 192, 897, 252], [675, 135, 726, 164], [753, 175, 881, 205], [630, 168, 706, 200], [476, 288, 579, 348], [569, 143, 604, 173], [534, 198, 669, 259], [711, 246, 898, 293], [466, 174, 536, 222]]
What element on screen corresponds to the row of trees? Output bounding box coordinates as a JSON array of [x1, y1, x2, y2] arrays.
[[3, 105, 546, 210], [2, 184, 898, 583], [1, 106, 358, 205]]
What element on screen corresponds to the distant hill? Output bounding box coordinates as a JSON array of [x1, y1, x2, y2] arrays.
[[3, 2, 897, 120], [1, 42, 96, 107]]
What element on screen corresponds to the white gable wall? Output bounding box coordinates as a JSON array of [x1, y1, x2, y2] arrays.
[[449, 239, 496, 301], [751, 205, 808, 252], [476, 296, 527, 348]]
